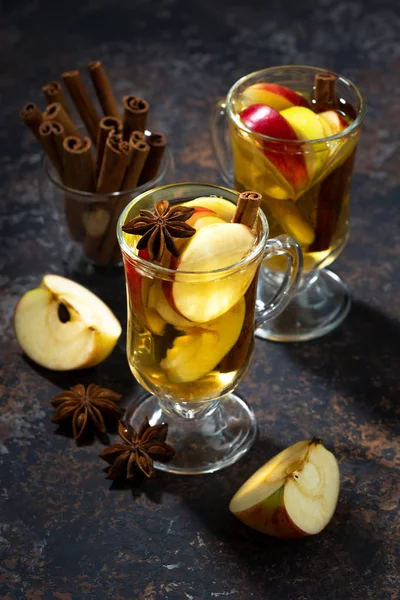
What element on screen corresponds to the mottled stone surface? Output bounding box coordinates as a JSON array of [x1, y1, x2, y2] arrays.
[[0, 0, 399, 598]]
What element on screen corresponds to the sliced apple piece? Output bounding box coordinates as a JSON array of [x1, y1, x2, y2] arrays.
[[193, 215, 226, 229], [241, 83, 310, 112], [148, 280, 197, 330], [14, 274, 121, 371], [182, 197, 236, 222], [280, 106, 329, 180], [230, 438, 340, 538], [318, 110, 348, 135], [166, 222, 256, 323], [161, 297, 245, 383], [240, 104, 308, 193]]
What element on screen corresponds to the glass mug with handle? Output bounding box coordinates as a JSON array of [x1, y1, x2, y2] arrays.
[[210, 65, 366, 341], [117, 182, 302, 475]]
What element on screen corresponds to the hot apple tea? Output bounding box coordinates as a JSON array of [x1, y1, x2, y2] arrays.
[[121, 194, 261, 404], [230, 74, 360, 272]]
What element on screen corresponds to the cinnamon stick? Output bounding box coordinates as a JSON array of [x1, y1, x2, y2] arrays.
[[121, 136, 150, 191], [122, 95, 149, 138], [232, 191, 262, 228], [88, 61, 120, 119], [96, 132, 131, 193], [95, 116, 122, 181], [62, 70, 101, 143], [43, 102, 81, 139], [219, 191, 262, 373], [50, 121, 67, 174], [218, 271, 258, 374], [38, 121, 64, 176], [97, 137, 150, 264], [63, 136, 94, 191], [309, 150, 356, 253], [42, 81, 70, 115], [130, 130, 146, 144], [62, 136, 95, 242], [138, 132, 166, 185], [19, 103, 44, 142], [312, 73, 336, 112], [84, 133, 132, 261]]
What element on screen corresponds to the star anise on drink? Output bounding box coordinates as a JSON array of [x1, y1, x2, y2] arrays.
[[51, 384, 124, 443], [99, 418, 175, 480], [122, 200, 196, 261]]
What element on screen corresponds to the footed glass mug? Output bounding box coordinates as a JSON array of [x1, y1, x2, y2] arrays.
[[210, 65, 366, 341], [117, 182, 302, 474]]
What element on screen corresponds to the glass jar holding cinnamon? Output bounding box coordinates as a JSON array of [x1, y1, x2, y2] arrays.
[[40, 128, 173, 274]]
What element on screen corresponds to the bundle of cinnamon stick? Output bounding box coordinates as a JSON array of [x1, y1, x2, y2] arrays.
[[20, 61, 167, 265]]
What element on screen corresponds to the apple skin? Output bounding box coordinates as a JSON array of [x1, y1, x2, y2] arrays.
[[233, 486, 306, 539], [240, 104, 308, 191], [242, 83, 310, 111]]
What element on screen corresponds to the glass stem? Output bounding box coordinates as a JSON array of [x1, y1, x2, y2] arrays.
[[158, 398, 221, 421]]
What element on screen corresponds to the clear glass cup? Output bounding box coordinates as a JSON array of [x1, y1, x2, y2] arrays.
[[40, 146, 173, 275], [210, 65, 366, 341], [117, 182, 302, 474]]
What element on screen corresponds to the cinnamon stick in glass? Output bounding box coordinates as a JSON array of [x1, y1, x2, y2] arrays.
[[98, 137, 150, 264], [96, 132, 131, 193], [88, 61, 120, 119], [138, 132, 166, 185], [38, 121, 64, 176], [121, 135, 150, 191], [84, 133, 132, 261], [219, 191, 262, 374], [62, 70, 101, 144], [232, 191, 262, 227], [310, 150, 356, 252], [122, 95, 149, 138], [43, 102, 81, 139], [312, 73, 336, 112], [62, 136, 95, 242], [95, 116, 122, 181], [19, 103, 44, 142], [42, 81, 70, 115]]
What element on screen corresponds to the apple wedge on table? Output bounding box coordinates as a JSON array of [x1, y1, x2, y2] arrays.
[[230, 438, 340, 538], [14, 274, 121, 370]]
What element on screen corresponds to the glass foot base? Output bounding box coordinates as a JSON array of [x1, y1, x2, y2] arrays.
[[126, 392, 257, 475], [256, 268, 351, 342]]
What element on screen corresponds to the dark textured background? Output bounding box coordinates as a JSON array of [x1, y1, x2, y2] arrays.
[[0, 0, 399, 599]]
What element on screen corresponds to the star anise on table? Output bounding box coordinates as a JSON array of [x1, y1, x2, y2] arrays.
[[99, 418, 175, 481], [122, 200, 196, 261], [51, 384, 123, 443]]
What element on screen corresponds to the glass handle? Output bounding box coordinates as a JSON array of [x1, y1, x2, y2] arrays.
[[209, 100, 234, 186], [255, 235, 303, 329]]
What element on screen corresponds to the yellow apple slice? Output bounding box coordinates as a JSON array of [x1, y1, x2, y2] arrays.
[[280, 106, 329, 181], [230, 438, 340, 538], [14, 274, 121, 370], [170, 222, 256, 323], [160, 297, 245, 383], [182, 197, 236, 222]]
